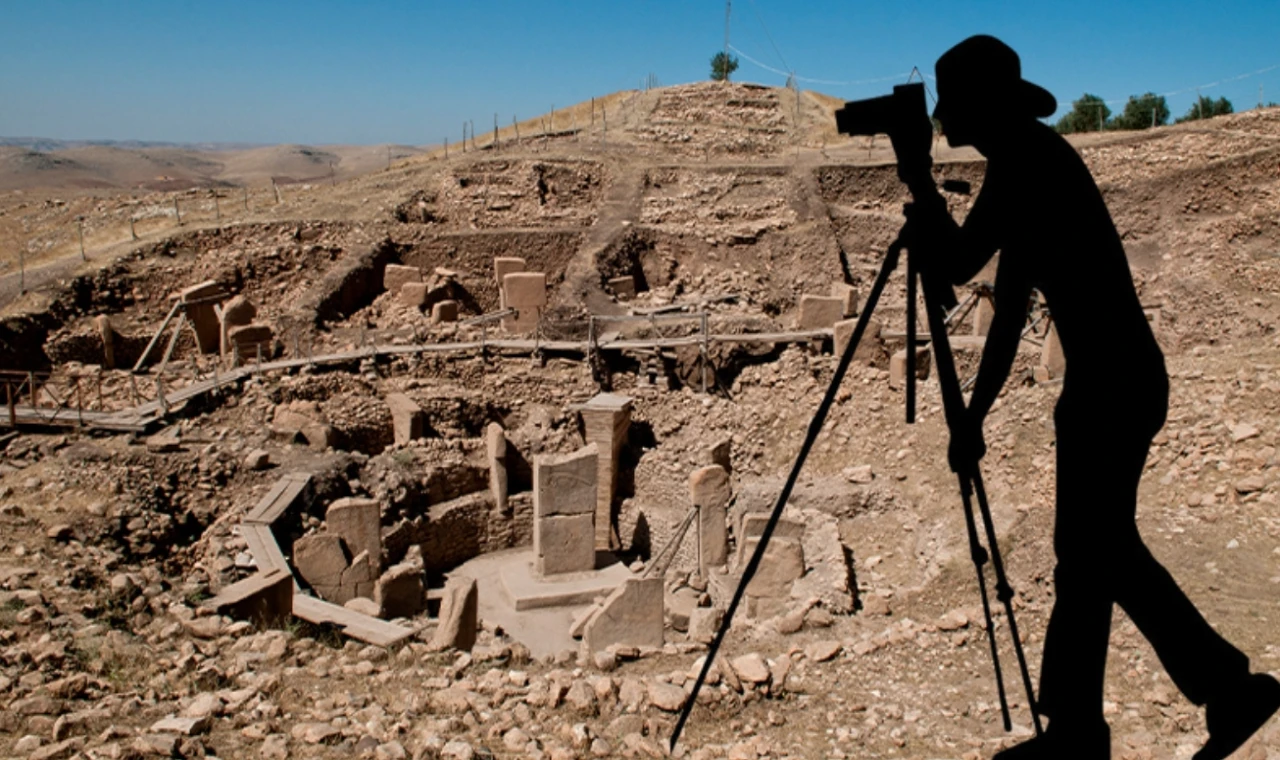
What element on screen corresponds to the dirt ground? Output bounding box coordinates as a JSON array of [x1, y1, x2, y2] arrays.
[[0, 83, 1277, 760]]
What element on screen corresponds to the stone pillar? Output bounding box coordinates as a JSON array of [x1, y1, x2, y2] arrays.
[[835, 318, 882, 364], [533, 446, 599, 576], [579, 393, 632, 550], [889, 346, 932, 390], [219, 295, 257, 359], [94, 315, 116, 369], [690, 465, 730, 572], [431, 300, 459, 323], [326, 497, 382, 572], [972, 296, 995, 337], [227, 324, 274, 366], [176, 281, 225, 354], [384, 393, 424, 445], [502, 272, 546, 333], [486, 423, 508, 513], [493, 257, 526, 309], [1039, 322, 1066, 380]]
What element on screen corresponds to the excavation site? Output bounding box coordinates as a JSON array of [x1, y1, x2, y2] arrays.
[[1, 81, 1278, 760]]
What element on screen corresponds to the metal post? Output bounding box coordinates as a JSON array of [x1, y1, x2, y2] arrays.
[[28, 371, 37, 408], [6, 382, 15, 427], [174, 198, 181, 224], [723, 0, 732, 83], [129, 217, 137, 240], [700, 312, 709, 393], [77, 217, 86, 261]]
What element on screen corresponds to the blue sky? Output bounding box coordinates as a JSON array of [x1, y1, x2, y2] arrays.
[[1, 0, 1277, 146]]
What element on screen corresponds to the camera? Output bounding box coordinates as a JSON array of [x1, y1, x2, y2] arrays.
[[835, 83, 935, 185]]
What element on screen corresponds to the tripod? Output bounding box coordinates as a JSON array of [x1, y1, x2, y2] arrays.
[[670, 167, 1043, 752]]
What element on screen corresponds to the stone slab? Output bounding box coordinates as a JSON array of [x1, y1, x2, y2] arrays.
[[582, 577, 664, 655], [503, 272, 547, 309], [493, 257, 526, 288], [401, 281, 430, 309], [292, 534, 349, 601], [535, 514, 596, 576], [499, 557, 634, 611], [429, 575, 478, 651], [889, 346, 932, 390], [383, 263, 422, 295], [326, 497, 382, 570], [533, 445, 599, 518], [375, 562, 424, 619], [797, 295, 845, 331], [432, 300, 459, 323], [830, 283, 859, 317], [608, 276, 637, 300]]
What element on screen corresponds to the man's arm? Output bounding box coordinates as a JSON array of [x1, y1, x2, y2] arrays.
[[966, 260, 1032, 424], [947, 258, 1031, 473], [908, 182, 1001, 287]]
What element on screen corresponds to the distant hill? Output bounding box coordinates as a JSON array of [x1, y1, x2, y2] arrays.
[[0, 137, 267, 152], [0, 141, 426, 192]]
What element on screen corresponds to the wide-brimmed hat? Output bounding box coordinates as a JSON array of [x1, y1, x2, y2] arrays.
[[934, 35, 1056, 119]]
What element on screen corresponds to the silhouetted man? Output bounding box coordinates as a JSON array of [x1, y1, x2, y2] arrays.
[[911, 35, 1280, 759]]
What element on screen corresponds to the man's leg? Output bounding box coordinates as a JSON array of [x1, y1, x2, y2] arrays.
[[1035, 422, 1117, 728]]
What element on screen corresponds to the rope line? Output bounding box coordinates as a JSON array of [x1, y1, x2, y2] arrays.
[[729, 44, 911, 87]]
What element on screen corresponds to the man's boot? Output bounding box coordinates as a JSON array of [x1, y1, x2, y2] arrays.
[[1195, 672, 1280, 760]]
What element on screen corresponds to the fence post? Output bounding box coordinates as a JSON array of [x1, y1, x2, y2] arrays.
[[174, 198, 182, 225], [77, 217, 87, 261], [6, 381, 15, 427], [129, 217, 137, 240], [214, 192, 221, 221], [243, 187, 249, 210]]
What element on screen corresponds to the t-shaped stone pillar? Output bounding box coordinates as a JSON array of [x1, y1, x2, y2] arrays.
[[579, 393, 632, 550]]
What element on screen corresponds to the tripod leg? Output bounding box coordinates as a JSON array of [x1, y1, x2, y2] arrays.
[[958, 473, 1013, 731], [972, 471, 1044, 735], [906, 248, 917, 424], [915, 259, 1041, 736], [669, 239, 906, 753]]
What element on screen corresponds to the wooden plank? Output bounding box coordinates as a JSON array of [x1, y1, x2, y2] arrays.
[[291, 594, 415, 647], [244, 473, 311, 526], [240, 523, 292, 577]]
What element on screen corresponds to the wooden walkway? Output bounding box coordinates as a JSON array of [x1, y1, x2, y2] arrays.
[[5, 326, 835, 433]]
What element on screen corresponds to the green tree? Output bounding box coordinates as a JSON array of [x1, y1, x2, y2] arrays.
[[710, 52, 739, 82], [1055, 94, 1111, 134], [1109, 92, 1171, 130], [1177, 95, 1234, 123]]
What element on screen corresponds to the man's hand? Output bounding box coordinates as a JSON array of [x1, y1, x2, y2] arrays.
[[948, 409, 987, 475]]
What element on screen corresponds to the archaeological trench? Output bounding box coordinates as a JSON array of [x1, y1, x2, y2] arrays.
[[1, 83, 1278, 759]]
